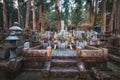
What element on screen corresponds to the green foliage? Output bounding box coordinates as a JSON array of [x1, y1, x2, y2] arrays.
[[70, 0, 83, 27], [44, 11, 58, 30], [65, 36, 74, 42], [56, 35, 64, 41], [107, 62, 120, 74]]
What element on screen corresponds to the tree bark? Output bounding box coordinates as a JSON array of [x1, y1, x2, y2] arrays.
[[114, 0, 120, 35], [94, 0, 98, 25], [3, 0, 8, 29], [89, 0, 95, 26], [32, 0, 37, 30], [38, 0, 44, 32], [55, 0, 61, 32], [25, 0, 30, 29], [18, 0, 21, 24], [107, 0, 116, 33], [101, 0, 107, 33]]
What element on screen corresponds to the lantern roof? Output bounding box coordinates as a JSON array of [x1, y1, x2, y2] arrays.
[[9, 26, 22, 31], [5, 33, 19, 41]]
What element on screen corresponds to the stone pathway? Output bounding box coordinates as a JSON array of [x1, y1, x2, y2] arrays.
[[14, 50, 93, 80], [52, 50, 76, 56]]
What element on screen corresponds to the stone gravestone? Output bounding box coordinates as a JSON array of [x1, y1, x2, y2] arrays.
[[24, 42, 30, 49]]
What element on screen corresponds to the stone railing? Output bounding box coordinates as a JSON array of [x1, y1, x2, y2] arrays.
[[22, 46, 52, 70], [76, 46, 108, 68]]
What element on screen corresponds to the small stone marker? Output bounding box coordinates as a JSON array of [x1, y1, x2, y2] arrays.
[[24, 42, 30, 49]]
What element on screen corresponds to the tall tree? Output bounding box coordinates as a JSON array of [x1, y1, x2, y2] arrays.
[[94, 0, 98, 25], [55, 0, 61, 32], [71, 0, 83, 27], [38, 0, 44, 32], [32, 0, 37, 30], [0, 2, 3, 27], [25, 0, 30, 29], [89, 0, 95, 25], [114, 0, 120, 34], [3, 0, 8, 29], [101, 0, 107, 33], [107, 0, 116, 33]]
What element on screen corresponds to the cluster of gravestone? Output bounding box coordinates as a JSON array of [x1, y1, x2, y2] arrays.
[[0, 23, 120, 80]]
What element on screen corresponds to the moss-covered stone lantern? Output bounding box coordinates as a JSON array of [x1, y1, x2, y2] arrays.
[[5, 32, 20, 59]]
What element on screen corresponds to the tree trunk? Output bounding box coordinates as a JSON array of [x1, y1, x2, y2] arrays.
[[38, 0, 44, 33], [114, 0, 120, 35], [94, 0, 98, 25], [25, 0, 30, 29], [57, 9, 61, 32], [32, 0, 37, 30], [89, 0, 95, 26], [101, 0, 106, 33], [55, 0, 61, 32], [107, 0, 116, 33], [18, 0, 21, 24], [3, 0, 8, 29]]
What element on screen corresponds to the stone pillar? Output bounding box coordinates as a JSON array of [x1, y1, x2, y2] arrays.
[[47, 46, 52, 61], [76, 47, 81, 61], [103, 48, 108, 61]]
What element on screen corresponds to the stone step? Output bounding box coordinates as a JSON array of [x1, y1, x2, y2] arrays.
[[48, 78, 80, 80], [51, 59, 77, 67], [23, 68, 42, 72], [50, 67, 79, 78], [52, 56, 77, 60]]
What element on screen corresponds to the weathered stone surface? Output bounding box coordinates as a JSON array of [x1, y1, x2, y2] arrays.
[[76, 47, 108, 62], [52, 50, 77, 60], [22, 46, 52, 70], [0, 61, 9, 71], [0, 48, 9, 60], [109, 54, 120, 66], [91, 67, 120, 80], [50, 67, 79, 78], [42, 50, 81, 79], [77, 62, 87, 79], [51, 59, 77, 67], [42, 61, 51, 77], [9, 58, 22, 71]]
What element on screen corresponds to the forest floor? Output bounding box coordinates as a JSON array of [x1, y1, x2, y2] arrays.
[[107, 62, 120, 74]]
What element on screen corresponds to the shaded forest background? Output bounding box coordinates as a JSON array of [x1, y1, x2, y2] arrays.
[[0, 0, 120, 34]]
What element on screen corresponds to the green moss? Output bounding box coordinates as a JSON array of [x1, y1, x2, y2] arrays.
[[107, 62, 120, 74], [0, 43, 3, 48]]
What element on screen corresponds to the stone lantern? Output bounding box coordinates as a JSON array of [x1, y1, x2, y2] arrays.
[[9, 22, 22, 39], [9, 22, 23, 50], [5, 32, 20, 59]]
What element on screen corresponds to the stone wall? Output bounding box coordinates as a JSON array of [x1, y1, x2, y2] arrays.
[[76, 46, 108, 68], [107, 35, 120, 66], [22, 46, 52, 70]]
